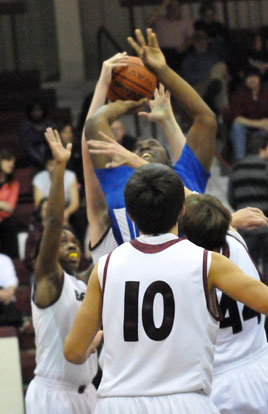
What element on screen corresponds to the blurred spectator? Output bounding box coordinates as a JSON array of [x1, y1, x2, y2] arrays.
[[24, 197, 48, 271], [0, 150, 19, 259], [247, 32, 268, 83], [194, 1, 228, 59], [57, 121, 84, 192], [228, 135, 268, 284], [180, 31, 229, 113], [18, 100, 55, 168], [110, 120, 137, 151], [77, 92, 93, 137], [148, 0, 193, 72], [32, 155, 87, 249], [0, 253, 22, 327], [228, 68, 268, 160]]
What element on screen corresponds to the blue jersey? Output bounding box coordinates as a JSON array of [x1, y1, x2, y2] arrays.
[[95, 144, 210, 245]]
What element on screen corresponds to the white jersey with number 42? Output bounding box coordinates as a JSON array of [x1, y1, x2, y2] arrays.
[[213, 231, 267, 373]]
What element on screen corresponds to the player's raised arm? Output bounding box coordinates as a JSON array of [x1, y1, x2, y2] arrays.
[[138, 84, 186, 162], [85, 99, 146, 169], [87, 52, 129, 118], [128, 28, 217, 172], [34, 128, 72, 307], [209, 252, 268, 315]]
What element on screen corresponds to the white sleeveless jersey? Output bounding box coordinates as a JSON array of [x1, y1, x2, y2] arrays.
[[97, 233, 220, 398], [32, 271, 98, 385], [213, 230, 267, 373]]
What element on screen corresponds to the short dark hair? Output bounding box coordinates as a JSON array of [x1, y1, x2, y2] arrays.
[[124, 163, 185, 235], [199, 1, 216, 16], [245, 66, 261, 79], [247, 134, 268, 154], [179, 194, 231, 251], [26, 100, 47, 122], [0, 149, 15, 183]]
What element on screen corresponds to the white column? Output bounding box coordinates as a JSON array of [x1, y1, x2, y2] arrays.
[[53, 0, 85, 81]]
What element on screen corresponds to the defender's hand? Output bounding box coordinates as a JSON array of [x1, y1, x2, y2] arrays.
[[128, 28, 166, 74], [138, 83, 173, 125], [45, 128, 72, 164]]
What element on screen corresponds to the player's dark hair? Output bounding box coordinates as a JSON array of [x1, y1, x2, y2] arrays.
[[179, 194, 231, 251], [124, 163, 185, 235]]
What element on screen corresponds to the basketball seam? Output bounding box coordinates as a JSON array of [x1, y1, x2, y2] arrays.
[[113, 72, 155, 95], [108, 85, 124, 100]]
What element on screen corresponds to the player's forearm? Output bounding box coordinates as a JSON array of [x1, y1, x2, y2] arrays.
[[46, 163, 66, 227], [82, 136, 109, 229], [155, 65, 215, 122], [160, 118, 186, 161], [87, 78, 109, 119]]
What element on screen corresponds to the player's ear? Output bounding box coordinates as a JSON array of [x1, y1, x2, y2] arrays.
[[178, 204, 185, 218]]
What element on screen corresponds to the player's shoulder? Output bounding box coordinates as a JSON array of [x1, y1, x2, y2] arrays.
[[226, 230, 247, 250]]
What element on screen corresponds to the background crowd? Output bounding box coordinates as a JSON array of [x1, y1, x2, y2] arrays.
[[1, 0, 268, 403]]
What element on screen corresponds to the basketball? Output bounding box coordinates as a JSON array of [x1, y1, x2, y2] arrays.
[[107, 56, 157, 102]]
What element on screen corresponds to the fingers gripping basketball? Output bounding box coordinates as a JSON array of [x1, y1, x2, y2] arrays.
[[107, 56, 157, 102]]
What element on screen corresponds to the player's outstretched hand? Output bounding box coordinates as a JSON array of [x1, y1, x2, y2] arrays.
[[231, 207, 268, 230], [127, 28, 166, 74], [100, 52, 129, 86], [45, 127, 72, 164], [138, 83, 173, 125], [88, 131, 135, 168]]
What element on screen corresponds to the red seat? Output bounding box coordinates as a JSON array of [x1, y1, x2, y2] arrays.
[[16, 286, 31, 315], [20, 350, 36, 384], [13, 258, 31, 285], [0, 70, 40, 91], [15, 203, 35, 232], [15, 167, 36, 200]]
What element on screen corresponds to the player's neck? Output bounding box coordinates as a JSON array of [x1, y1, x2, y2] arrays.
[[139, 224, 178, 238]]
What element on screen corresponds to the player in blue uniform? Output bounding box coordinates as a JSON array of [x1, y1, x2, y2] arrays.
[[84, 28, 217, 246]]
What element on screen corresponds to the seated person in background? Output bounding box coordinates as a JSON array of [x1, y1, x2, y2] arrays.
[[228, 68, 268, 160], [247, 31, 268, 83], [148, 0, 193, 72], [228, 135, 268, 284], [0, 253, 22, 327], [24, 197, 48, 272], [0, 150, 19, 259], [32, 154, 86, 249], [110, 120, 137, 151], [194, 1, 228, 59], [18, 100, 55, 169], [180, 30, 229, 114], [58, 121, 84, 194]]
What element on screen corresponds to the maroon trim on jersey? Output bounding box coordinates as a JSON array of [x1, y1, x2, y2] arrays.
[[226, 231, 265, 282], [222, 241, 230, 258], [130, 237, 184, 253], [89, 226, 111, 251], [102, 252, 112, 304], [202, 250, 222, 321]]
